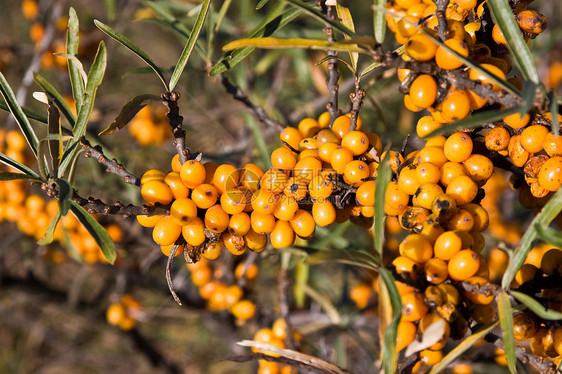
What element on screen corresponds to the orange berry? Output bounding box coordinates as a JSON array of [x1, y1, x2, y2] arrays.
[[410, 74, 438, 109], [356, 180, 376, 206], [271, 147, 297, 171], [152, 216, 182, 246], [434, 230, 463, 260], [448, 249, 480, 281], [141, 180, 174, 205], [180, 160, 206, 189], [342, 130, 369, 156], [294, 156, 322, 182], [279, 127, 303, 150], [270, 220, 295, 248], [137, 214, 164, 228], [228, 212, 251, 236], [399, 234, 433, 263], [140, 169, 166, 185], [283, 176, 308, 202], [446, 175, 478, 205], [221, 189, 247, 215], [444, 132, 473, 163], [202, 241, 223, 260], [468, 63, 506, 91], [298, 117, 320, 138], [396, 320, 417, 352], [406, 33, 438, 62], [290, 209, 316, 238], [231, 300, 256, 320], [205, 205, 229, 233], [520, 125, 549, 154], [251, 211, 276, 234], [244, 228, 268, 252], [436, 38, 469, 70], [538, 156, 562, 191], [213, 164, 239, 194], [312, 200, 336, 227], [251, 189, 280, 214], [441, 90, 471, 122], [308, 174, 334, 200], [401, 292, 429, 322], [239, 163, 264, 191], [463, 154, 493, 186], [273, 194, 299, 221], [223, 232, 247, 255], [170, 197, 198, 226], [182, 217, 206, 246], [165, 172, 190, 199], [416, 116, 442, 138], [191, 183, 218, 209], [343, 160, 369, 185]]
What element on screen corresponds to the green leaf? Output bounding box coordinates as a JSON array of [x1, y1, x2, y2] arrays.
[[373, 0, 387, 44], [549, 90, 560, 136], [0, 98, 47, 124], [37, 209, 61, 245], [535, 224, 562, 249], [316, 55, 355, 76], [498, 291, 517, 373], [0, 72, 39, 156], [0, 172, 40, 181], [222, 37, 370, 53], [285, 0, 357, 38], [66, 8, 84, 110], [511, 290, 562, 320], [335, 4, 358, 71], [424, 106, 522, 138], [0, 152, 40, 179], [379, 267, 401, 374], [374, 148, 391, 258], [37, 138, 50, 180], [58, 141, 80, 179], [256, 0, 270, 9], [305, 248, 379, 270], [54, 53, 88, 88], [169, 0, 211, 91], [57, 178, 73, 216], [502, 187, 562, 288], [360, 61, 382, 78], [429, 321, 500, 374], [99, 94, 159, 135], [487, 0, 540, 83], [48, 101, 62, 177], [209, 5, 302, 76], [69, 201, 116, 264], [33, 73, 76, 127], [94, 20, 168, 90]]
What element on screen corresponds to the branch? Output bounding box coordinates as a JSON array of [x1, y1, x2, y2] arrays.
[[81, 138, 140, 186], [348, 86, 365, 132], [161, 92, 190, 164], [322, 2, 341, 126], [459, 280, 500, 296], [69, 192, 169, 216], [215, 73, 284, 130], [435, 0, 449, 41]]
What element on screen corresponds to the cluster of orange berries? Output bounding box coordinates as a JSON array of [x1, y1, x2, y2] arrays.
[[128, 105, 173, 146], [138, 111, 386, 260], [187, 259, 257, 322], [252, 318, 298, 374], [106, 294, 143, 331]]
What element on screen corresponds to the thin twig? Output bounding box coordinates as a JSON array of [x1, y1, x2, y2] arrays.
[[348, 85, 365, 132], [81, 138, 140, 186], [435, 0, 450, 41], [161, 92, 190, 164], [322, 2, 341, 126], [166, 244, 182, 306]]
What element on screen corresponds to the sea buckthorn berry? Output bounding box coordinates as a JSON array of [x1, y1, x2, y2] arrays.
[[294, 156, 322, 182], [170, 198, 198, 226], [492, 23, 507, 45], [416, 116, 442, 138], [434, 231, 463, 260], [137, 214, 164, 228], [202, 241, 223, 260], [161, 243, 185, 258], [406, 33, 438, 62], [165, 172, 189, 199], [228, 212, 251, 236], [513, 312, 539, 341], [141, 169, 166, 184], [270, 220, 295, 249], [554, 327, 562, 356], [356, 180, 376, 206], [182, 217, 206, 247], [312, 200, 336, 227], [538, 156, 562, 191], [420, 349, 443, 366], [541, 249, 562, 276], [463, 276, 494, 305], [318, 142, 339, 163], [410, 74, 438, 109], [444, 132, 473, 163], [231, 300, 256, 321], [141, 180, 174, 205], [416, 162, 441, 185], [392, 256, 420, 280], [399, 234, 433, 263], [446, 20, 466, 40], [424, 258, 448, 284], [239, 163, 264, 191], [508, 135, 530, 167], [516, 10, 548, 34], [316, 129, 340, 145], [279, 127, 303, 150], [468, 63, 506, 91], [513, 264, 538, 288], [317, 111, 331, 128], [530, 328, 557, 357], [290, 209, 316, 238], [298, 149, 319, 160], [436, 38, 469, 71], [171, 154, 182, 173], [401, 292, 429, 322], [397, 15, 419, 39], [180, 160, 206, 189], [448, 209, 475, 232], [298, 118, 320, 138], [343, 160, 369, 185], [413, 183, 445, 210], [205, 205, 229, 233], [398, 167, 420, 195], [273, 194, 299, 221], [152, 216, 182, 246], [442, 90, 471, 122], [463, 154, 493, 186], [284, 176, 308, 201], [446, 175, 478, 205], [203, 162, 219, 184], [448, 249, 480, 281], [417, 146, 448, 167], [462, 203, 489, 232], [308, 175, 334, 200], [332, 115, 353, 139], [431, 193, 457, 221], [271, 147, 297, 171], [251, 211, 276, 234], [386, 181, 410, 211], [221, 189, 247, 215], [399, 206, 430, 232], [213, 164, 239, 194], [420, 218, 444, 243], [330, 146, 354, 174], [223, 232, 247, 255], [503, 112, 530, 129], [341, 131, 369, 156], [544, 133, 562, 157], [261, 169, 288, 193], [244, 228, 268, 252], [521, 125, 549, 154], [191, 184, 218, 209], [299, 137, 318, 151], [252, 189, 279, 214], [485, 126, 510, 151], [395, 320, 417, 352]]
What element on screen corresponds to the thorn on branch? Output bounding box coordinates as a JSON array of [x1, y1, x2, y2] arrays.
[[81, 138, 140, 186]]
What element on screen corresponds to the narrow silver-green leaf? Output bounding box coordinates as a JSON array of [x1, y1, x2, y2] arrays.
[[54, 53, 88, 87], [66, 8, 84, 109], [94, 20, 168, 90], [0, 98, 48, 124], [69, 201, 116, 264], [37, 209, 61, 245], [549, 91, 559, 136], [0, 152, 40, 179], [429, 321, 500, 374], [379, 267, 402, 374], [57, 178, 73, 216], [48, 101, 62, 177], [169, 0, 211, 91], [374, 149, 391, 258], [487, 0, 540, 83], [0, 172, 40, 181], [535, 224, 562, 249], [425, 106, 522, 138], [360, 61, 382, 78], [33, 73, 76, 127], [58, 141, 80, 179], [305, 248, 379, 270], [222, 37, 369, 53], [511, 291, 562, 320], [373, 0, 387, 44], [335, 4, 358, 71], [498, 291, 517, 374], [502, 187, 562, 288], [37, 140, 49, 180], [256, 0, 270, 9], [285, 0, 357, 38], [99, 94, 159, 135], [0, 73, 39, 156]]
